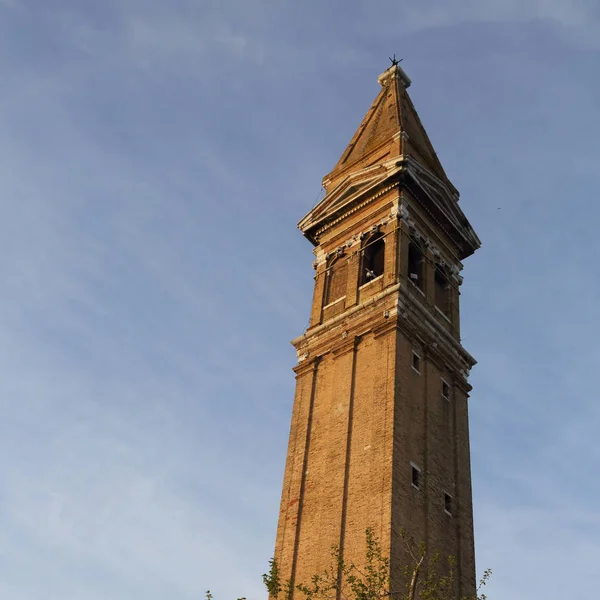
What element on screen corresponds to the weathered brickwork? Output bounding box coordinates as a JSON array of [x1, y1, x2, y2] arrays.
[[273, 63, 481, 599]]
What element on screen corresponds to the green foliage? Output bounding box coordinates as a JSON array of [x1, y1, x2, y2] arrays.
[[289, 528, 390, 600], [263, 557, 293, 600], [263, 528, 491, 600]]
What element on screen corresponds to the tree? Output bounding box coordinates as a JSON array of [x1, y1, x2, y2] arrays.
[[262, 529, 490, 600]]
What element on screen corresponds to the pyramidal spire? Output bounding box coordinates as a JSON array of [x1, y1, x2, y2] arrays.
[[324, 62, 453, 192]]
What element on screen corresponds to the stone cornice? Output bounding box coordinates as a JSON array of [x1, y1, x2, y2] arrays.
[[300, 157, 480, 262], [292, 283, 402, 349], [312, 181, 400, 241], [313, 202, 401, 270], [292, 282, 476, 385], [399, 196, 463, 284], [292, 354, 321, 377], [402, 159, 481, 258], [332, 335, 361, 359], [396, 284, 476, 374], [299, 161, 405, 243]]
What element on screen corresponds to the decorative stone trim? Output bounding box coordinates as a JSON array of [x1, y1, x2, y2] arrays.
[[297, 350, 310, 362], [346, 235, 361, 249], [391, 198, 410, 222], [377, 64, 412, 89], [323, 296, 346, 310], [292, 354, 321, 377], [313, 246, 326, 270], [449, 263, 463, 285], [395, 287, 476, 371], [402, 161, 480, 255], [402, 215, 461, 278], [313, 182, 400, 239], [326, 246, 346, 260], [360, 224, 381, 239], [328, 214, 393, 257]]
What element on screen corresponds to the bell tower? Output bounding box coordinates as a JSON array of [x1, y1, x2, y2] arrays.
[[273, 63, 481, 598]]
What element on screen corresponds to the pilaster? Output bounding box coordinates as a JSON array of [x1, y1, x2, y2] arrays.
[[345, 251, 361, 309], [383, 219, 399, 288], [309, 261, 327, 328]]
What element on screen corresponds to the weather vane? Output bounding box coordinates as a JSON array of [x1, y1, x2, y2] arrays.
[[389, 54, 403, 67]]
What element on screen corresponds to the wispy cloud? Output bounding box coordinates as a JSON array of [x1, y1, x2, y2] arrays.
[[123, 14, 267, 70], [1, 1, 599, 599], [367, 0, 598, 36]]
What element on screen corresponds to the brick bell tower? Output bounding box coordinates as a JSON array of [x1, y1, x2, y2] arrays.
[[273, 63, 481, 598]]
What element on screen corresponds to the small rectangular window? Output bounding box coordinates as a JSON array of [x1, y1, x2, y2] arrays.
[[441, 380, 450, 400], [444, 492, 453, 515], [412, 352, 420, 373], [411, 463, 421, 489]]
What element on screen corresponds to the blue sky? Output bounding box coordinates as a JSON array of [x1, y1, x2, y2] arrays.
[[1, 1, 599, 598]]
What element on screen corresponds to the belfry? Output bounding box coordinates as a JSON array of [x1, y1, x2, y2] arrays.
[[273, 63, 481, 598]]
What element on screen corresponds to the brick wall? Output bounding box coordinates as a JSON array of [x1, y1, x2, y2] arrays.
[[274, 182, 476, 600]]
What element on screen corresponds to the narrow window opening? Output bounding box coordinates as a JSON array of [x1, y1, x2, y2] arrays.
[[444, 492, 453, 515], [435, 267, 451, 318], [411, 464, 421, 489], [360, 233, 385, 286], [408, 241, 424, 291], [412, 352, 420, 373], [324, 257, 348, 306], [442, 380, 450, 400]]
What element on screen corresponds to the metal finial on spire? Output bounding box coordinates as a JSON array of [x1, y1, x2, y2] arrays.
[[379, 55, 411, 88]]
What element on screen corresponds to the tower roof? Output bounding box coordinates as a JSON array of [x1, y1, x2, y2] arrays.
[[324, 63, 454, 194], [300, 63, 480, 259]]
